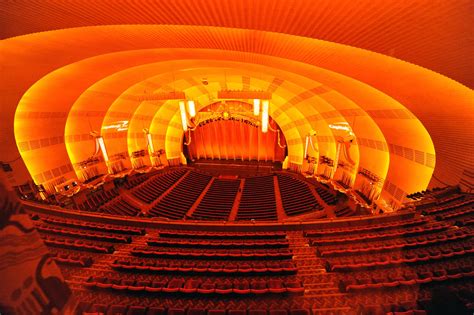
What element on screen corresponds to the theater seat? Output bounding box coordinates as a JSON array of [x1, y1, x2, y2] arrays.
[[215, 281, 233, 294], [146, 307, 166, 315], [162, 278, 184, 293], [106, 305, 127, 315], [208, 310, 226, 315], [180, 279, 200, 293], [197, 282, 216, 294], [268, 279, 286, 293], [187, 309, 206, 315], [233, 280, 250, 294], [286, 281, 305, 294], [145, 280, 166, 293], [289, 310, 309, 315], [168, 309, 186, 315], [126, 306, 147, 315], [228, 310, 246, 315], [90, 304, 109, 314], [250, 280, 268, 294]]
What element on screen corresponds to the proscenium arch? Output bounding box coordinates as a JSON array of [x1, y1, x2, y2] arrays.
[[9, 25, 457, 206], [62, 57, 366, 181], [99, 62, 387, 184], [61, 54, 388, 183], [67, 62, 325, 173]]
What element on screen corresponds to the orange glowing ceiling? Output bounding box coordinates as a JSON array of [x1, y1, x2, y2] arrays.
[[1, 0, 472, 88]]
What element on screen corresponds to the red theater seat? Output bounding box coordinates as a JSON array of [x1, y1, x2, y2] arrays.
[[268, 279, 286, 294], [146, 307, 166, 315], [106, 305, 127, 315], [168, 309, 186, 315], [289, 310, 310, 315], [162, 278, 184, 293], [126, 306, 147, 315], [233, 280, 250, 294], [90, 304, 109, 314], [250, 280, 268, 294], [215, 280, 233, 294], [180, 279, 200, 293], [187, 309, 207, 315], [197, 282, 215, 294]]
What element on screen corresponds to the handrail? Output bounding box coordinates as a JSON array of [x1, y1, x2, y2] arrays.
[[21, 199, 415, 232]]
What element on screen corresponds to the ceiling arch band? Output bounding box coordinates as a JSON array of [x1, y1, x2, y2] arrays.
[[7, 25, 470, 208]]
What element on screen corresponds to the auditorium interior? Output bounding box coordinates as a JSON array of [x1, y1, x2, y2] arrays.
[[0, 1, 473, 314]]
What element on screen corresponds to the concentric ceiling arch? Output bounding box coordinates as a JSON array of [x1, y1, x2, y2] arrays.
[[2, 22, 473, 209]]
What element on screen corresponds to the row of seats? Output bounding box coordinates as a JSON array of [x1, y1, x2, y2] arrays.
[[304, 217, 427, 238], [51, 252, 93, 267], [132, 169, 188, 203], [339, 266, 474, 292], [76, 302, 310, 315], [132, 247, 293, 260], [406, 186, 450, 200], [157, 230, 286, 240], [42, 235, 115, 253], [190, 179, 241, 221], [457, 218, 474, 227], [358, 302, 427, 315], [334, 206, 354, 217], [421, 198, 473, 215], [322, 241, 473, 265], [79, 188, 119, 211], [38, 215, 146, 234], [149, 172, 213, 219], [416, 193, 465, 209], [309, 222, 450, 246], [147, 238, 289, 249], [100, 197, 142, 217], [326, 245, 474, 271], [122, 173, 152, 190], [111, 259, 297, 275], [436, 207, 474, 221], [34, 222, 132, 243], [317, 229, 472, 257], [276, 174, 321, 216], [83, 276, 305, 295], [315, 229, 462, 253], [314, 185, 337, 205], [237, 176, 278, 221]]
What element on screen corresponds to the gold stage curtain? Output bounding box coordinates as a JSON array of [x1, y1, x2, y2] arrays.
[[186, 119, 286, 162]]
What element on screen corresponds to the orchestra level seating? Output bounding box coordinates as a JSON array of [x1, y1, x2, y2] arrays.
[[18, 183, 474, 314]]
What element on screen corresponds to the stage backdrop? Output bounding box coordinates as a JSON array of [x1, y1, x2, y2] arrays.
[[184, 105, 287, 162]]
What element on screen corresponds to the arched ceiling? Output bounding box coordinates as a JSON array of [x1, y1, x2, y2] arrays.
[[0, 2, 473, 209], [1, 0, 472, 88]]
